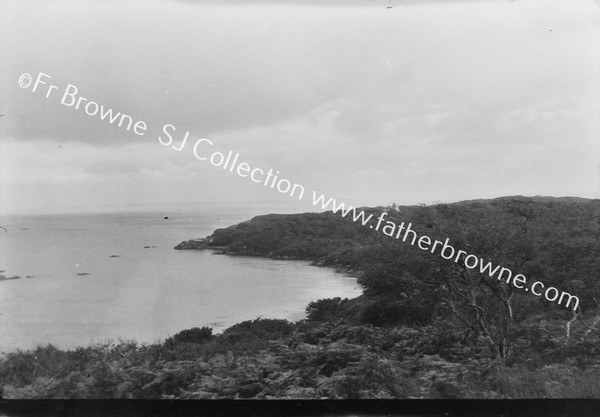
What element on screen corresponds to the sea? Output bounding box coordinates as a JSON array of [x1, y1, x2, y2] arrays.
[[0, 207, 361, 352]]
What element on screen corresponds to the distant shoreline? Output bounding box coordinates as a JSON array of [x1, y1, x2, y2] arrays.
[[175, 237, 363, 279]]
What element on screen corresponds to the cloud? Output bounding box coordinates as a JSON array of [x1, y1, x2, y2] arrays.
[[0, 0, 598, 214]]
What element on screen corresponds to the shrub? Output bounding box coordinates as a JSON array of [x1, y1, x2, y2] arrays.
[[306, 298, 349, 322], [221, 319, 294, 341], [316, 353, 410, 399], [214, 319, 295, 354], [166, 327, 213, 345]]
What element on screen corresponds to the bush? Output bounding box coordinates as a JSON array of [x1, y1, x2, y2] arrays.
[[215, 319, 295, 354], [306, 298, 349, 322], [221, 319, 294, 340], [316, 353, 410, 399], [166, 327, 213, 345]]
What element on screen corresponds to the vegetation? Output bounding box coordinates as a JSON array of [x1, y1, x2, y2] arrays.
[[2, 196, 600, 398], [3, 316, 600, 399]]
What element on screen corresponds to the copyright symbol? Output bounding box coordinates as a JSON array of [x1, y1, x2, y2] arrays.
[[18, 73, 32, 89]]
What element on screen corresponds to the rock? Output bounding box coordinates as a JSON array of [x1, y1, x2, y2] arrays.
[[174, 239, 208, 250], [0, 274, 21, 281]]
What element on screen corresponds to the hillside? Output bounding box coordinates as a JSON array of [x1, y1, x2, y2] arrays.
[[176, 197, 600, 302], [2, 196, 600, 399]]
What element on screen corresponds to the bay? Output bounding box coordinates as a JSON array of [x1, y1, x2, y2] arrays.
[[0, 208, 361, 352]]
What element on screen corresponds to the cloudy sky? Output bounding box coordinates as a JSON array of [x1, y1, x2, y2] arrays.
[[1, 0, 598, 215]]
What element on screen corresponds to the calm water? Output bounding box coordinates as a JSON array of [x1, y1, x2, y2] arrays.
[[0, 209, 361, 352]]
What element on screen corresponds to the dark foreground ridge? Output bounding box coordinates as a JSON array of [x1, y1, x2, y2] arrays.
[[2, 196, 600, 399]]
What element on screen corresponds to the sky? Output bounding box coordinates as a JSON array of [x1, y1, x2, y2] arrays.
[[0, 0, 599, 215]]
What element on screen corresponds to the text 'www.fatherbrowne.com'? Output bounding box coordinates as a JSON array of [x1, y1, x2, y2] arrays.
[[19, 70, 579, 311]]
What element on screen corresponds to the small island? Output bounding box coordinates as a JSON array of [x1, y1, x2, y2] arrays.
[[0, 274, 21, 281]]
